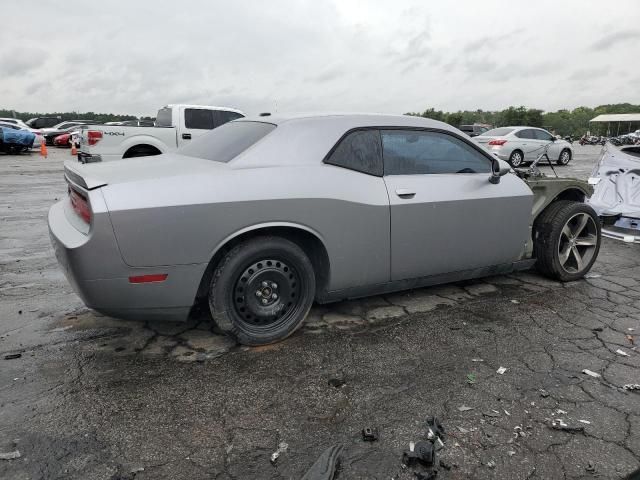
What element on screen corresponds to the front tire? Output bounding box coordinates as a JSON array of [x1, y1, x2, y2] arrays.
[[557, 149, 571, 166], [509, 150, 524, 167], [209, 236, 316, 345], [533, 201, 601, 281]]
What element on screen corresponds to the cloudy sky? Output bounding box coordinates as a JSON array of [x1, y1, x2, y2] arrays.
[[2, 0, 639, 117]]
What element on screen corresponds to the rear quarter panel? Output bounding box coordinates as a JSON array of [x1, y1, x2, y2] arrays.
[[102, 165, 391, 291], [80, 126, 177, 158]]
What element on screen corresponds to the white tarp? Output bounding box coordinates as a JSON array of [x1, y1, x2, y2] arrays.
[[589, 144, 640, 218], [590, 114, 640, 123]]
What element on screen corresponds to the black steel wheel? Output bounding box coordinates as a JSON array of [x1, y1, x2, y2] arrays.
[[209, 236, 315, 345]]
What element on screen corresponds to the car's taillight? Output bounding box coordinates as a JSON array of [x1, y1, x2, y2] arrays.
[[488, 139, 507, 146], [87, 130, 103, 145], [69, 187, 92, 224]]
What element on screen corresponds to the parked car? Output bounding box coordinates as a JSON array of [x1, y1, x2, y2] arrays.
[[53, 132, 75, 147], [588, 143, 640, 243], [0, 121, 44, 148], [0, 118, 31, 129], [0, 124, 36, 153], [49, 113, 600, 345], [26, 117, 62, 129], [459, 124, 491, 137], [473, 127, 573, 167], [77, 104, 244, 162], [43, 124, 90, 145]]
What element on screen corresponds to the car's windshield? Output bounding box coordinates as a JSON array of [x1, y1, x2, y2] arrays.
[[482, 127, 514, 137], [177, 121, 276, 162], [53, 122, 76, 129]]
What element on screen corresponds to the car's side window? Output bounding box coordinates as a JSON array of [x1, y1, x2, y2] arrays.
[[325, 129, 383, 176], [534, 129, 553, 141], [185, 108, 215, 129], [381, 130, 492, 175]]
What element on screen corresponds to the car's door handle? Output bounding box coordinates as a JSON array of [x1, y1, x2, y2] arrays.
[[395, 189, 416, 199], [182, 133, 192, 140]]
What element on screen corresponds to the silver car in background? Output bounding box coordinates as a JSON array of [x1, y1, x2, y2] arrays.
[[49, 114, 600, 345], [473, 126, 573, 167]]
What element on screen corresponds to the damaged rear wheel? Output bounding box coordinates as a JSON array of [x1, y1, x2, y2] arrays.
[[534, 200, 601, 281]]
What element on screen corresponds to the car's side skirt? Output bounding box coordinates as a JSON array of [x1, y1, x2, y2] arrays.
[[316, 259, 536, 304]]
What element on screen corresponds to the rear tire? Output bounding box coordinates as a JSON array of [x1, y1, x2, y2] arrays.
[[509, 150, 524, 167], [209, 236, 315, 345], [533, 201, 601, 281], [557, 149, 571, 166]]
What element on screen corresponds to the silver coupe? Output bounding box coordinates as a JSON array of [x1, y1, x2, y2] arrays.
[[49, 114, 601, 345]]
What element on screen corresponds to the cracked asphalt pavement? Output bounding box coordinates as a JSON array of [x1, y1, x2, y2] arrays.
[[1, 145, 639, 479]]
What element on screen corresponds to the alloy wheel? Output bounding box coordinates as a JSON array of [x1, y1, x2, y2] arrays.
[[557, 213, 598, 274], [559, 150, 571, 165], [510, 152, 523, 167]]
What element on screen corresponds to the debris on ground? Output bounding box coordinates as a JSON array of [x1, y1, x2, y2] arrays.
[[0, 450, 21, 460], [585, 273, 602, 279], [458, 405, 474, 412], [513, 426, 526, 438], [578, 419, 591, 425], [615, 349, 630, 357], [487, 460, 496, 468], [466, 373, 477, 384], [471, 358, 484, 362], [456, 426, 470, 434], [362, 427, 379, 442], [426, 416, 445, 448], [539, 389, 550, 398], [3, 353, 22, 360], [582, 369, 601, 378], [301, 445, 343, 480], [623, 384, 640, 391], [270, 441, 288, 464], [510, 299, 520, 304], [483, 410, 500, 418], [328, 376, 346, 388], [551, 419, 585, 433], [507, 450, 516, 456], [627, 335, 635, 345], [504, 409, 511, 416], [555, 409, 567, 415], [591, 327, 603, 332], [586, 461, 596, 473], [403, 441, 435, 467], [496, 366, 507, 375]]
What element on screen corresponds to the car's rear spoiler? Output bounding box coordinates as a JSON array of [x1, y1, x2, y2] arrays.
[[63, 161, 107, 190]]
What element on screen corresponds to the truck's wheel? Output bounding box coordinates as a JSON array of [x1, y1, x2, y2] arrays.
[[533, 201, 601, 281], [209, 236, 315, 345]]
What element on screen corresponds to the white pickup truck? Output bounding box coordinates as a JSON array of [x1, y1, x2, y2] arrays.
[[77, 104, 244, 163]]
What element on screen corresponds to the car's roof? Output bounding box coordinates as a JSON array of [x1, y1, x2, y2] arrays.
[[164, 104, 244, 114], [503, 126, 546, 130], [237, 112, 457, 131]]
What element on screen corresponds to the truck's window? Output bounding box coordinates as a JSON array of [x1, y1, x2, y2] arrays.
[[156, 108, 173, 127], [177, 121, 275, 162], [185, 108, 215, 129], [214, 110, 244, 127]]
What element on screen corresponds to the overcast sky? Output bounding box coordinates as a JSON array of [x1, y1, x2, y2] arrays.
[[2, 0, 639, 117]]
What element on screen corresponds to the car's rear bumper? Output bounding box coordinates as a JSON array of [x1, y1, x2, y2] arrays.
[[48, 200, 206, 322]]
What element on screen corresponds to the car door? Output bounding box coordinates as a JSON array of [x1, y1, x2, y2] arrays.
[[533, 129, 558, 159], [381, 129, 533, 281], [513, 129, 537, 161], [178, 107, 216, 147]]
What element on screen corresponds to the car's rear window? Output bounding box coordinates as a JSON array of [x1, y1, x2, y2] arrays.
[[483, 128, 514, 136], [177, 121, 276, 162], [155, 108, 173, 127]]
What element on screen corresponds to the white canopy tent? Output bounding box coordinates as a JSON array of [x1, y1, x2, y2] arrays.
[[589, 114, 640, 136]]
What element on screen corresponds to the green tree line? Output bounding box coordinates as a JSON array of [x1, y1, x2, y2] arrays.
[[0, 109, 155, 123], [406, 103, 640, 136]]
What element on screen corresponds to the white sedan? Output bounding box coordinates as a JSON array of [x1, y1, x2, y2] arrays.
[[473, 127, 573, 167]]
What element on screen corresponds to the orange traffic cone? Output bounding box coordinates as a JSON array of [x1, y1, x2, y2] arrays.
[[71, 143, 77, 155], [40, 140, 48, 158]]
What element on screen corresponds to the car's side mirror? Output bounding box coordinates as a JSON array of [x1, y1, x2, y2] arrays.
[[550, 137, 556, 142], [490, 158, 511, 184]]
